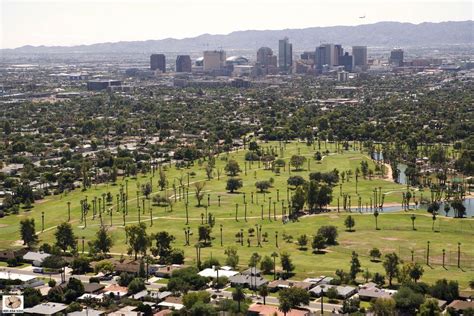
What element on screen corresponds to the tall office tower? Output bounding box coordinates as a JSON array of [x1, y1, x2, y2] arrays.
[[150, 54, 166, 72], [315, 45, 327, 72], [278, 37, 293, 72], [338, 52, 353, 72], [334, 45, 344, 65], [203, 50, 226, 72], [176, 55, 192, 72], [257, 47, 277, 66], [316, 44, 338, 66], [352, 46, 368, 67], [390, 49, 404, 66]]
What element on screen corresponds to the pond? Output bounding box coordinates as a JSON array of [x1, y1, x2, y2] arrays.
[[371, 152, 408, 185], [359, 198, 474, 218]]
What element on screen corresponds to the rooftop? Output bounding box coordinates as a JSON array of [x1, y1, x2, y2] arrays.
[[24, 302, 68, 315]]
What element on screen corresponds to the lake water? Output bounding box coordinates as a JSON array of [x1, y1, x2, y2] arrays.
[[371, 152, 408, 185], [358, 198, 474, 218]]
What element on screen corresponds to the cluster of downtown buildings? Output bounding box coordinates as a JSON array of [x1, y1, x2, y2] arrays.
[[148, 38, 413, 79]]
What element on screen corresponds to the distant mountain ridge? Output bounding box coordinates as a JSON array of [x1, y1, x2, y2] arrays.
[[2, 21, 473, 54]]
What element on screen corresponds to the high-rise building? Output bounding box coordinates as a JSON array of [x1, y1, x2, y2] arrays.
[[203, 50, 226, 72], [334, 45, 344, 65], [390, 49, 404, 66], [315, 44, 341, 68], [315, 45, 327, 72], [176, 55, 192, 72], [257, 47, 277, 67], [278, 37, 293, 72], [256, 47, 278, 76], [338, 52, 353, 72], [352, 46, 368, 67], [150, 54, 166, 72]]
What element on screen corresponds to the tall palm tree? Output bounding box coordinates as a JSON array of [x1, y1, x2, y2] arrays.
[[232, 286, 245, 313], [411, 214, 416, 230], [258, 285, 269, 305], [271, 252, 279, 280], [374, 210, 379, 230]]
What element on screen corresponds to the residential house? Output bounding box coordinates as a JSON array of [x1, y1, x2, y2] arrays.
[[310, 284, 357, 299], [23, 251, 51, 267], [447, 300, 474, 314], [24, 302, 68, 315], [247, 303, 311, 316], [228, 274, 268, 290], [267, 280, 313, 292]]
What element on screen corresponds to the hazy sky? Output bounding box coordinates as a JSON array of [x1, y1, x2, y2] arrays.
[[1, 0, 472, 49]]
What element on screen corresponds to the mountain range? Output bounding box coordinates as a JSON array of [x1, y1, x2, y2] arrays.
[[2, 21, 473, 54]]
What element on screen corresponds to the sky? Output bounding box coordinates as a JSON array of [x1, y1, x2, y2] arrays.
[[1, 0, 472, 49]]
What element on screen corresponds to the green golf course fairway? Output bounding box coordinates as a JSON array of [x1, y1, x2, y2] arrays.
[[1, 141, 472, 287]]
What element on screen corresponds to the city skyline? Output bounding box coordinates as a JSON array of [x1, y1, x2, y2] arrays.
[[1, 0, 472, 49]]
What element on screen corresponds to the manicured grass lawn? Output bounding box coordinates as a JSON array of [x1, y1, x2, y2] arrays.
[[154, 278, 169, 284], [1, 141, 472, 287]]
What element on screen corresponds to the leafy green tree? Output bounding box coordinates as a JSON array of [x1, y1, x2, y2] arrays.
[[349, 251, 362, 282], [306, 180, 319, 212], [55, 222, 76, 253], [369, 298, 396, 316], [128, 278, 146, 294], [370, 248, 382, 261], [297, 234, 308, 250], [141, 183, 152, 199], [20, 218, 38, 248], [316, 184, 333, 210], [419, 298, 441, 316], [344, 215, 355, 231], [47, 286, 65, 303], [278, 287, 310, 315], [317, 225, 338, 245], [194, 182, 206, 207], [260, 256, 274, 274], [280, 252, 295, 279], [150, 231, 175, 263], [183, 291, 211, 309], [430, 279, 459, 302], [125, 223, 149, 260], [393, 286, 425, 315], [226, 178, 243, 193], [224, 246, 239, 268], [91, 227, 113, 256], [94, 260, 114, 274], [383, 253, 400, 287], [311, 234, 326, 253], [225, 160, 241, 176], [255, 180, 271, 193], [290, 155, 306, 171], [23, 287, 42, 308], [291, 186, 306, 213], [71, 256, 91, 274]]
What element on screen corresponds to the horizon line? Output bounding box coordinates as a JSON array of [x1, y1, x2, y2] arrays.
[[2, 19, 472, 51]]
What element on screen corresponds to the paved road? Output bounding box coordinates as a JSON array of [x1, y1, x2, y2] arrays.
[[206, 288, 343, 313]]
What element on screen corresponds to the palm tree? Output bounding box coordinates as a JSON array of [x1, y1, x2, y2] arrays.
[[374, 210, 379, 230], [271, 252, 279, 280], [411, 214, 416, 230], [279, 297, 292, 316], [232, 285, 245, 313], [258, 285, 269, 305]]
